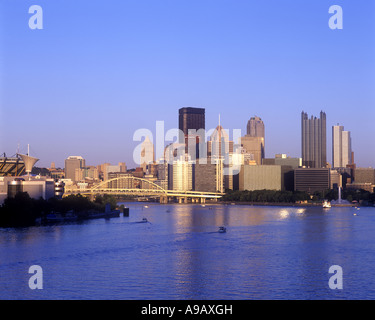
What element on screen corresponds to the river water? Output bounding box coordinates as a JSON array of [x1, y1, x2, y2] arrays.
[[1, 203, 375, 300]]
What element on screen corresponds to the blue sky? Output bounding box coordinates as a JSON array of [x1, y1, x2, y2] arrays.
[[1, 0, 374, 168]]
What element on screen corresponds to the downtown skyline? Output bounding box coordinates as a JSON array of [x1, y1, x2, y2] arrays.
[[1, 1, 374, 168]]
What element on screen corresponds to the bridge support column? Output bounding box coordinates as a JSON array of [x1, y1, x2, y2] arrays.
[[178, 197, 182, 204], [200, 198, 206, 204], [160, 196, 168, 204], [184, 197, 188, 203]]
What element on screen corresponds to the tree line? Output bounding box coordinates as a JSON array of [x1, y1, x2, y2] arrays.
[[0, 193, 118, 228], [221, 188, 375, 204]]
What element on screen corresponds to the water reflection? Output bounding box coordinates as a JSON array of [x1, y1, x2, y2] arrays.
[[1, 203, 375, 299]]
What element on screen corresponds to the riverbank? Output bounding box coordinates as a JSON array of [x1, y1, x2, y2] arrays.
[[219, 201, 358, 207]]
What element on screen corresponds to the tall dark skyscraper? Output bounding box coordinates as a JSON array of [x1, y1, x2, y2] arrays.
[[301, 111, 327, 168], [179, 107, 205, 137], [178, 108, 206, 159], [246, 116, 265, 138]]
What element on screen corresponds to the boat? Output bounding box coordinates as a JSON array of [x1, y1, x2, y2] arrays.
[[323, 200, 331, 208], [136, 218, 149, 223], [218, 226, 227, 233]]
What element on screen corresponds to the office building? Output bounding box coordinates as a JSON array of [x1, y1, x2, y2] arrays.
[[263, 154, 302, 169], [172, 157, 195, 192], [240, 136, 265, 165], [194, 160, 218, 193], [140, 136, 155, 173], [354, 168, 375, 185], [332, 125, 352, 168], [179, 107, 205, 137], [178, 107, 205, 156], [247, 116, 265, 138], [301, 111, 327, 168], [330, 169, 342, 189], [64, 156, 85, 182], [294, 168, 330, 192], [239, 165, 293, 191]]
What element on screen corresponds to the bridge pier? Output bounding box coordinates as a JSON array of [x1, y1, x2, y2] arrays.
[[200, 198, 206, 204], [160, 196, 168, 204]]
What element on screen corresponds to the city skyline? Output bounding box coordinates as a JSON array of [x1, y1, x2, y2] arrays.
[[1, 1, 374, 168]]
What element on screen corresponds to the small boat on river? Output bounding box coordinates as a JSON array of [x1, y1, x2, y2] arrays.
[[323, 200, 331, 208], [218, 226, 227, 233]]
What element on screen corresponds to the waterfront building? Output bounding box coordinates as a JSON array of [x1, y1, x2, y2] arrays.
[[301, 111, 327, 168], [0, 176, 55, 204], [332, 125, 352, 168], [239, 165, 293, 191], [353, 167, 375, 185], [194, 160, 218, 192], [346, 183, 374, 193], [172, 156, 195, 192], [294, 168, 330, 192], [65, 156, 86, 182], [107, 172, 134, 188]]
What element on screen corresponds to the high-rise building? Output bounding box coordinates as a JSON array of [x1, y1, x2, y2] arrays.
[[140, 136, 155, 173], [240, 116, 265, 165], [301, 111, 327, 168], [172, 157, 194, 192], [240, 136, 265, 165], [64, 156, 85, 182], [332, 125, 352, 168], [178, 107, 205, 145], [247, 116, 265, 138]]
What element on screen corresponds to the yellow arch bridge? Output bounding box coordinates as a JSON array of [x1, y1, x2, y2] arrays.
[[63, 176, 223, 204]]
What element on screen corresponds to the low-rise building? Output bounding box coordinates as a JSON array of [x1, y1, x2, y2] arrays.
[[239, 165, 293, 191], [294, 168, 330, 193]]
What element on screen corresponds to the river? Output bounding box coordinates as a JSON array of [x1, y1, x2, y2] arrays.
[[1, 202, 375, 300]]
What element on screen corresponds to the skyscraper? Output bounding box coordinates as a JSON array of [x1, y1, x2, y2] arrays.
[[247, 116, 265, 138], [241, 116, 265, 165], [178, 107, 205, 141], [332, 124, 352, 168], [301, 111, 327, 168], [64, 156, 85, 181], [140, 136, 155, 173]]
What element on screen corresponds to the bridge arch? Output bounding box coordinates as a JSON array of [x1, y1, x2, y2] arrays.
[[89, 176, 168, 194]]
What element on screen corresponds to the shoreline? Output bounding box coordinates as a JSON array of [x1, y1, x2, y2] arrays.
[[119, 200, 364, 208]]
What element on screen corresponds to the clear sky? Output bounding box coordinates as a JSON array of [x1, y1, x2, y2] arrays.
[[1, 0, 374, 168]]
